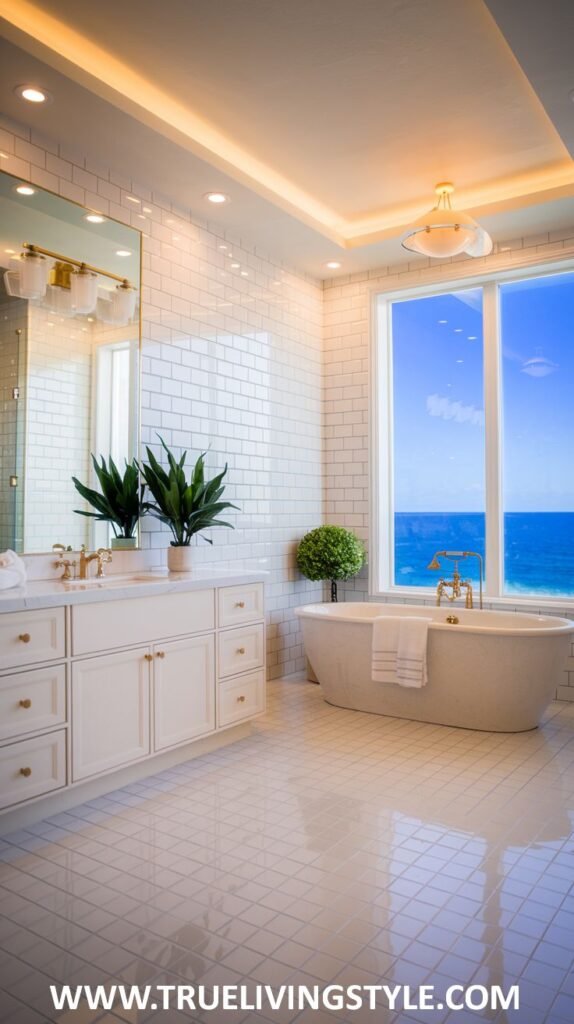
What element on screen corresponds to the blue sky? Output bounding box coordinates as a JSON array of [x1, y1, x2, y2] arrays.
[[391, 273, 574, 513]]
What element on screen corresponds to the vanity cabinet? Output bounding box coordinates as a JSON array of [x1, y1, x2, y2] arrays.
[[0, 578, 265, 820], [153, 633, 215, 751], [72, 647, 151, 781]]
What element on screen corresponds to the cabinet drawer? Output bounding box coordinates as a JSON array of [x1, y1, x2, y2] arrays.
[[218, 671, 265, 727], [218, 583, 264, 628], [72, 589, 215, 655], [0, 608, 65, 672], [0, 730, 66, 811], [218, 623, 264, 678], [0, 665, 66, 742]]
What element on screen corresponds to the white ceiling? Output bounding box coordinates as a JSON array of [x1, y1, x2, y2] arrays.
[[1, 0, 573, 277]]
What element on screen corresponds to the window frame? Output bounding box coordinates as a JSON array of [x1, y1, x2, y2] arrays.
[[369, 251, 574, 608]]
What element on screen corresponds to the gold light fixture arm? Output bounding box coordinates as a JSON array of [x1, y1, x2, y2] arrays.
[[23, 243, 133, 288]]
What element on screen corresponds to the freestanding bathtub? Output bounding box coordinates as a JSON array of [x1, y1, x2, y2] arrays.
[[295, 602, 574, 732]]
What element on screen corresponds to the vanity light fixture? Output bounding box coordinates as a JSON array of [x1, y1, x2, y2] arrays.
[[15, 184, 35, 196], [3, 243, 138, 324], [85, 213, 106, 224], [205, 192, 229, 204], [14, 84, 52, 104], [402, 182, 493, 258]]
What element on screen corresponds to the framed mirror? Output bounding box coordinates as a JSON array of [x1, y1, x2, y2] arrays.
[[0, 169, 141, 554]]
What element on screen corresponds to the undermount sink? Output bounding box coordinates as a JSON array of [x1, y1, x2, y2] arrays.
[[63, 573, 166, 588]]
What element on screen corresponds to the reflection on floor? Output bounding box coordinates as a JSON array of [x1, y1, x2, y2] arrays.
[[1, 678, 574, 1023]]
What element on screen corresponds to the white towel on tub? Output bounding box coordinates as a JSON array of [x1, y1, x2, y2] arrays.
[[372, 615, 431, 688]]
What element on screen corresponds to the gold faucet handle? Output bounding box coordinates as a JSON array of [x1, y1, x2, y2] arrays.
[[95, 548, 113, 578]]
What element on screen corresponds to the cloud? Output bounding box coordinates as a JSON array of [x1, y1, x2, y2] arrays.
[[426, 393, 484, 426]]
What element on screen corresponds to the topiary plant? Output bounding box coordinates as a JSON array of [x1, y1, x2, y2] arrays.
[[296, 525, 366, 602]]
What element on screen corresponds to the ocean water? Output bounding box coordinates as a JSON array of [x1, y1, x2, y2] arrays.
[[394, 512, 574, 598]]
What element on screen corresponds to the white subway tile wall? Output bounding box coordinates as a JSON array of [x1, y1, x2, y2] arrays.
[[323, 240, 574, 699], [0, 115, 324, 679]]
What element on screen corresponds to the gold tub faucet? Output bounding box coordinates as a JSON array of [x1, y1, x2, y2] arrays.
[[427, 550, 483, 609]]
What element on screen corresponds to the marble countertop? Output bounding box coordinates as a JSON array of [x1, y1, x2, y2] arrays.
[[0, 569, 267, 613]]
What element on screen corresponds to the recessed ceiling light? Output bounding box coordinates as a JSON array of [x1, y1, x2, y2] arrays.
[[85, 213, 105, 223], [205, 192, 229, 204], [14, 84, 52, 104], [325, 261, 341, 269], [15, 184, 35, 196], [115, 249, 132, 257]]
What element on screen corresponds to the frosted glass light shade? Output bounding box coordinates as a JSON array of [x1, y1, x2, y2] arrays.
[[402, 188, 493, 259], [111, 284, 137, 323], [70, 268, 98, 314], [19, 251, 48, 298], [45, 284, 74, 316], [3, 269, 22, 297]]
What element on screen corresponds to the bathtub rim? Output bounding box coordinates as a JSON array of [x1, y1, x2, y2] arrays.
[[295, 601, 574, 637]]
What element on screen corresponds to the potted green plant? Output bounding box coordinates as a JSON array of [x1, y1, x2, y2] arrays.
[[296, 525, 366, 602], [140, 437, 238, 572], [72, 455, 144, 549]]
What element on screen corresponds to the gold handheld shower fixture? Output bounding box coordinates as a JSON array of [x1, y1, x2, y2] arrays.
[[426, 550, 484, 609]]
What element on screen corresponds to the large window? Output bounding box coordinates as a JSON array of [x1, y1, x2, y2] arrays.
[[374, 266, 574, 601]]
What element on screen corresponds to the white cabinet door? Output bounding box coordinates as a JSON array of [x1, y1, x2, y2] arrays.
[[72, 648, 151, 781], [154, 633, 215, 751]]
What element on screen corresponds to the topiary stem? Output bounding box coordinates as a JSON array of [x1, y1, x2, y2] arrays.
[[331, 580, 338, 603]]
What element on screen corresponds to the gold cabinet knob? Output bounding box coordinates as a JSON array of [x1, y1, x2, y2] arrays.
[[235, 601, 245, 608], [237, 695, 246, 703], [144, 653, 153, 662], [237, 647, 245, 655], [19, 767, 32, 778], [19, 699, 32, 709], [156, 651, 165, 659], [18, 633, 31, 644]]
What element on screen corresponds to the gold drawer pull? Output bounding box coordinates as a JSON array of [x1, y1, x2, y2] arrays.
[[19, 699, 32, 709], [144, 653, 153, 662], [237, 647, 245, 655], [235, 601, 245, 608], [18, 633, 31, 644], [156, 651, 165, 659], [20, 767, 32, 778], [237, 695, 246, 703]]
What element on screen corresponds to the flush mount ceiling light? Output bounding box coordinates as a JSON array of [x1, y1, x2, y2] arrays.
[[402, 183, 493, 259], [14, 84, 52, 104], [205, 192, 229, 204]]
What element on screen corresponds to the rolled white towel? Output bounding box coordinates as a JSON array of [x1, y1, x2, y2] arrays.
[[0, 549, 27, 591]]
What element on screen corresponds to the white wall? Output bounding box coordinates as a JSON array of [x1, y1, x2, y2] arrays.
[[323, 236, 574, 698], [0, 114, 324, 679]]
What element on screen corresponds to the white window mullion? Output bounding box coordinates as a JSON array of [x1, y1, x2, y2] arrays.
[[483, 282, 503, 597]]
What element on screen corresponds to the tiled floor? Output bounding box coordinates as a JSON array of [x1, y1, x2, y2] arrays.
[[1, 678, 574, 1024]]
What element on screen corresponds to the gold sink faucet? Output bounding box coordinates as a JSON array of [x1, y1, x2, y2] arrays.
[[79, 545, 113, 579], [427, 550, 483, 609]]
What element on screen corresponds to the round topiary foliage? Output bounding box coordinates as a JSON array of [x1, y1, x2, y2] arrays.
[[296, 525, 366, 602]]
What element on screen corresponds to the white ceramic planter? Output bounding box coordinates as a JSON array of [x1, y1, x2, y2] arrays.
[[167, 545, 194, 572]]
